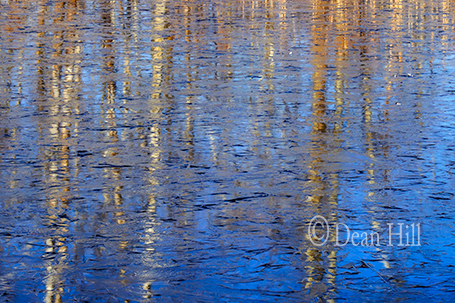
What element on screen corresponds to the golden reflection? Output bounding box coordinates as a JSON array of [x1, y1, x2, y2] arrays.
[[303, 0, 455, 292], [33, 0, 84, 300], [2, 0, 27, 34], [1, 0, 455, 300], [302, 0, 346, 298]]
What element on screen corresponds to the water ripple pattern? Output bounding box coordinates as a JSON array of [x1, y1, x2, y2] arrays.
[[1, 0, 455, 302]]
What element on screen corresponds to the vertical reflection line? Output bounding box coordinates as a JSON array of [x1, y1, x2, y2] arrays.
[[16, 49, 24, 105], [148, 0, 167, 169], [183, 0, 196, 164], [304, 0, 339, 300], [41, 0, 85, 300], [100, 0, 118, 144]]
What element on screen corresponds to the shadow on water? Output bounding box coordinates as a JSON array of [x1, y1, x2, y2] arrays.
[[1, 0, 455, 301]]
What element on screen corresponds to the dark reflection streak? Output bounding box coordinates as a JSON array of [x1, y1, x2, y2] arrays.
[[183, 1, 197, 164], [0, 52, 12, 113], [100, 0, 118, 142], [98, 0, 131, 269], [0, 0, 26, 121], [120, 0, 139, 100]]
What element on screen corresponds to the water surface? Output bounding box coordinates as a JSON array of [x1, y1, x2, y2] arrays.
[[1, 0, 455, 301]]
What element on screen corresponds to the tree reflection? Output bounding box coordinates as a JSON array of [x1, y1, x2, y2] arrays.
[[1, 0, 455, 301]]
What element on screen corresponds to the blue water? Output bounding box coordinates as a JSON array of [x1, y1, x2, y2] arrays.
[[1, 0, 455, 302]]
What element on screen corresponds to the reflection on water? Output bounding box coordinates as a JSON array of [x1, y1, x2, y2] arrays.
[[1, 0, 455, 301]]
